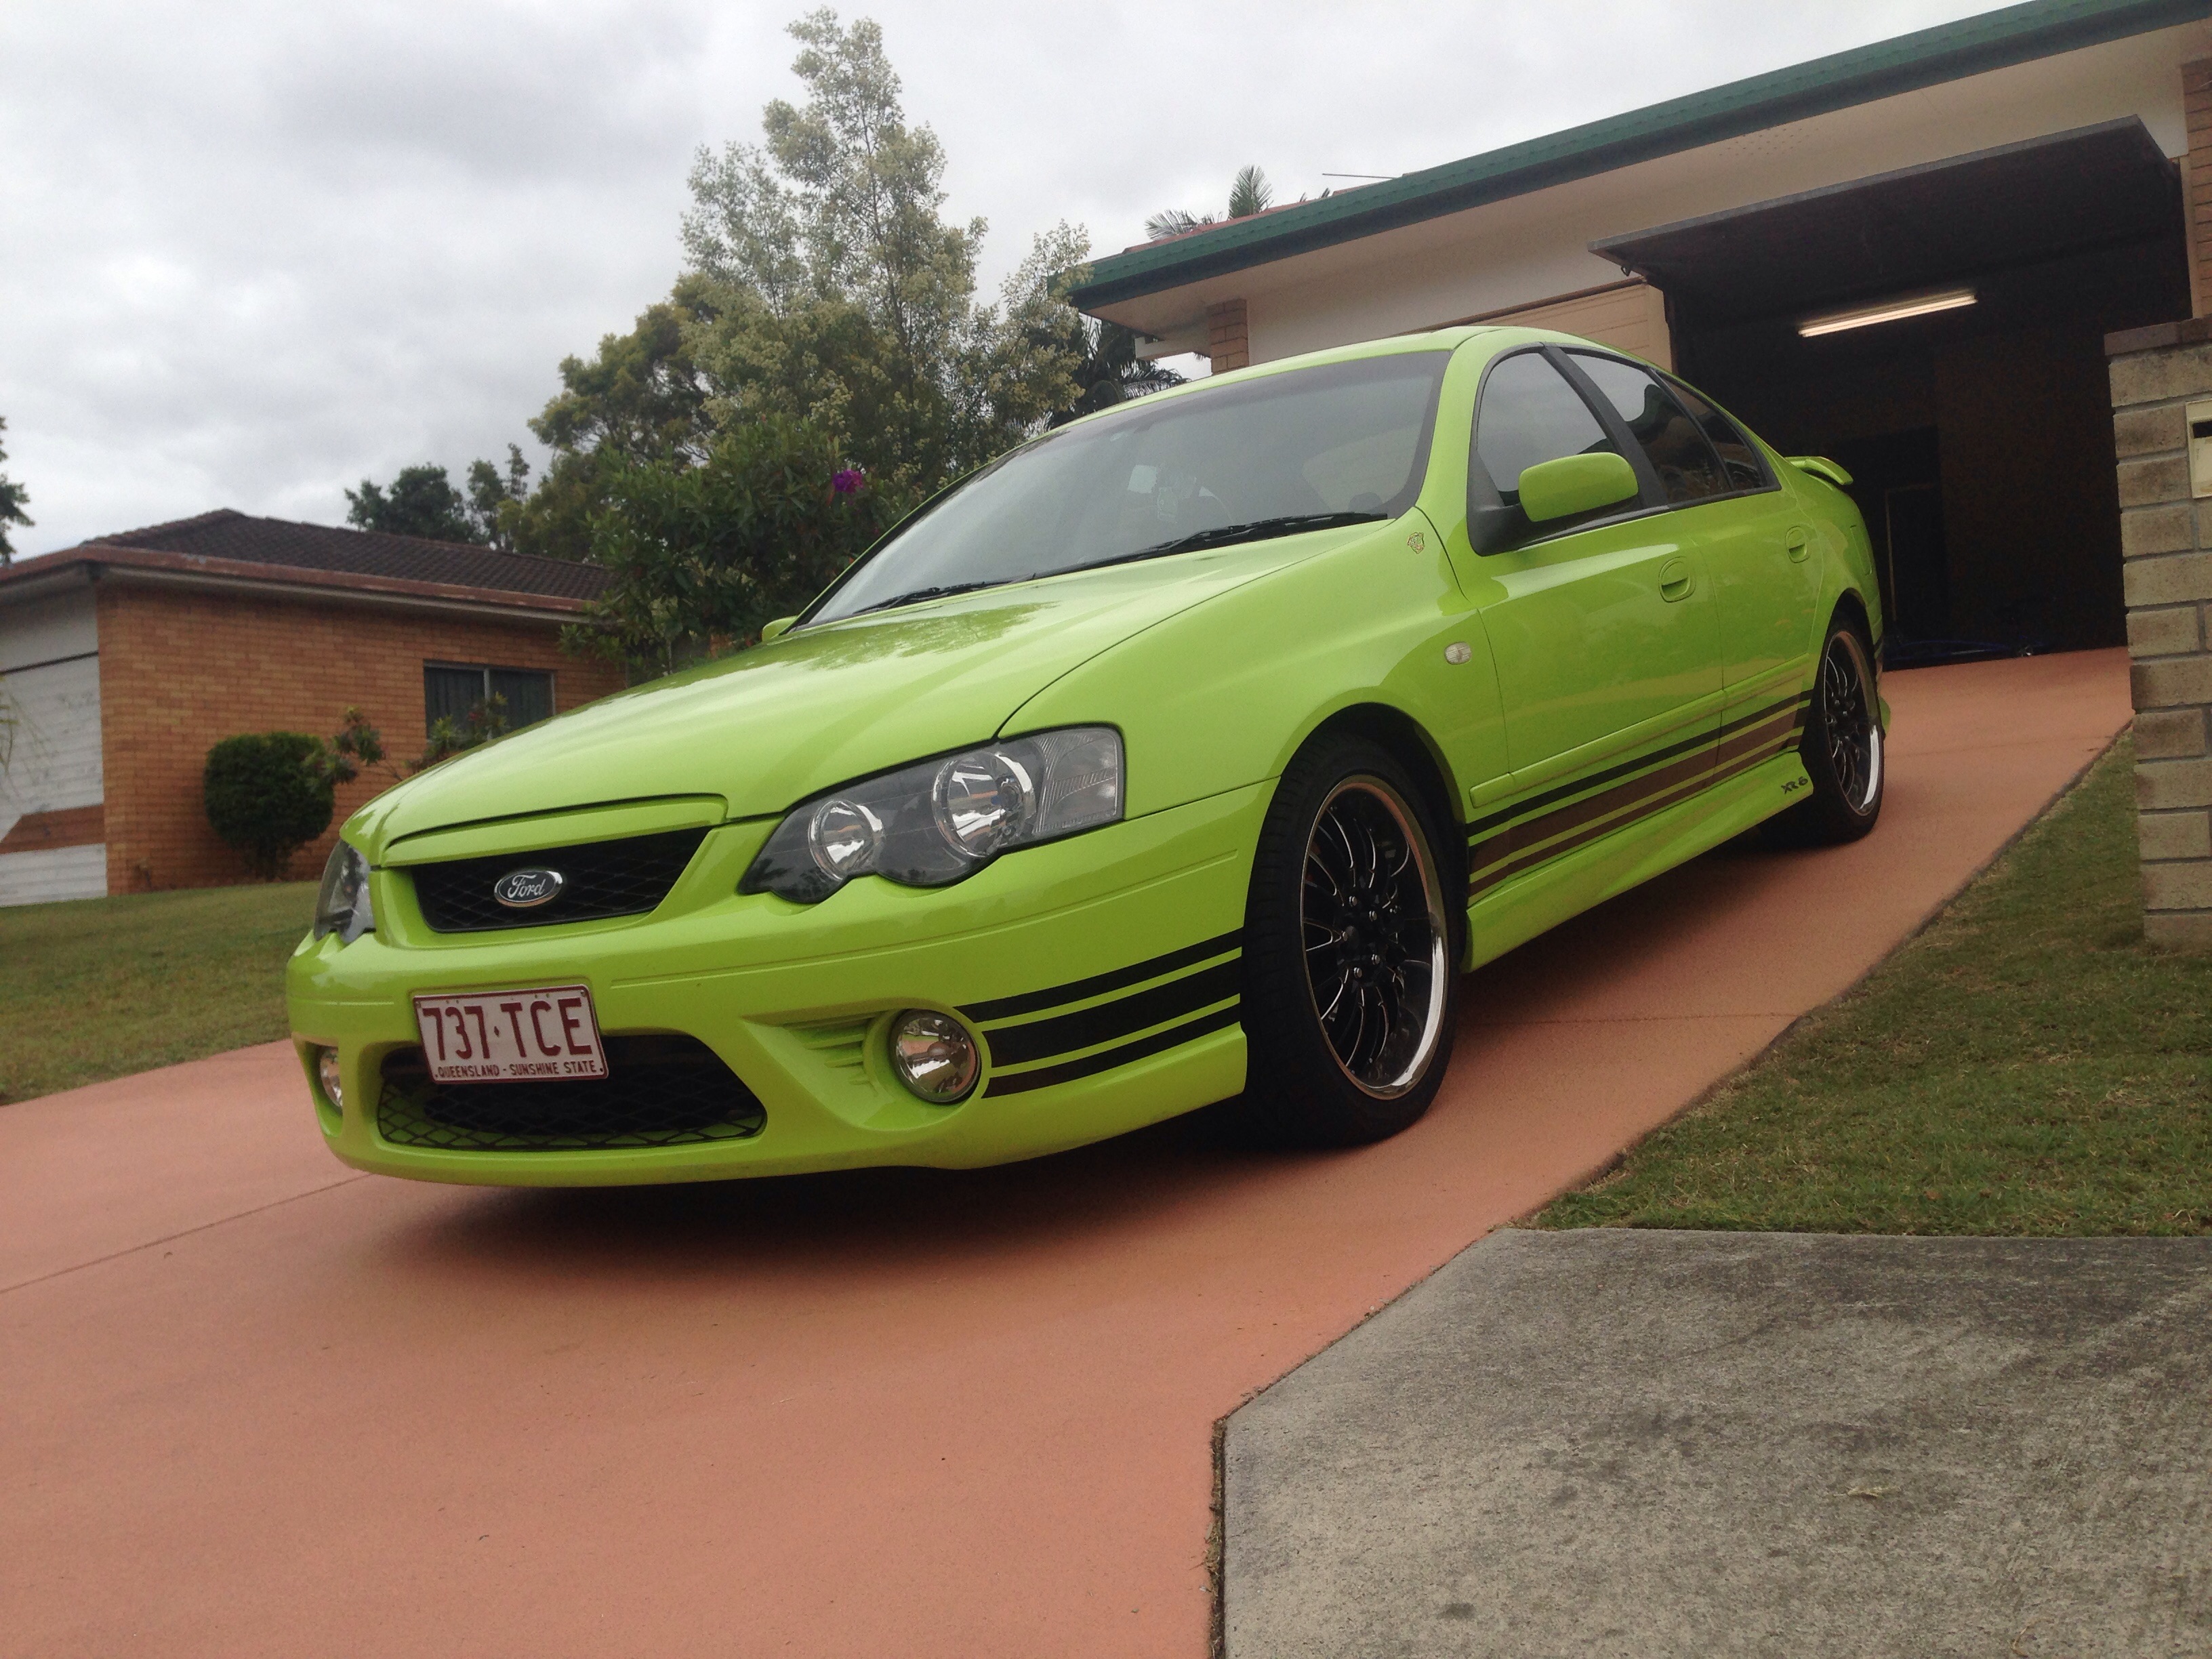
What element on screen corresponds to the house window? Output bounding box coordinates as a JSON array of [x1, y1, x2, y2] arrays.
[[424, 662, 554, 735]]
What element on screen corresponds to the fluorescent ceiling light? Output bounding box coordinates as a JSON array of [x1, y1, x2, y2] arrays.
[[1798, 288, 1977, 337]]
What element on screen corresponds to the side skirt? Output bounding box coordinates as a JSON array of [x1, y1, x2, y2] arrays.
[[1462, 748, 1811, 973]]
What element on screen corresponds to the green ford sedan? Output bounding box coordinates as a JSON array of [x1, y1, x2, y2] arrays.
[[289, 326, 1886, 1184]]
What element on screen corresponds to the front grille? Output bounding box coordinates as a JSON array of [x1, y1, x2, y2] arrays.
[[408, 828, 708, 933], [375, 1034, 766, 1151]]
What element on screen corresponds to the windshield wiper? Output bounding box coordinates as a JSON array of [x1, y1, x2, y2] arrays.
[[1077, 510, 1388, 573], [842, 580, 1010, 619]]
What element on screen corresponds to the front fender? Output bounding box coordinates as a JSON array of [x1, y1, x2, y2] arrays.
[[1002, 519, 1508, 826]]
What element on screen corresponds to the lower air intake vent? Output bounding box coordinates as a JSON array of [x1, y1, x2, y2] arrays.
[[376, 1034, 766, 1151], [409, 828, 708, 933]]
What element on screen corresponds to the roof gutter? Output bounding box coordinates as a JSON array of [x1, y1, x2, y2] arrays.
[[0, 546, 604, 620], [1069, 0, 2212, 310]]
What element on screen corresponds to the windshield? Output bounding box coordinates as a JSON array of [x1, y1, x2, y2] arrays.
[[806, 349, 1451, 624]]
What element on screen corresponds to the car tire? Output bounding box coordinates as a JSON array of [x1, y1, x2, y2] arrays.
[[1766, 611, 1885, 847], [1235, 734, 1461, 1147]]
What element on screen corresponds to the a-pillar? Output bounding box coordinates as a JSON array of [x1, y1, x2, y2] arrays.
[[2107, 316, 2212, 947]]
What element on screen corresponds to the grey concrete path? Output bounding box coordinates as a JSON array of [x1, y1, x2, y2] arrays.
[[1224, 1230, 2212, 1659]]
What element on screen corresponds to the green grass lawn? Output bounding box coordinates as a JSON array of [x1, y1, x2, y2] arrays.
[[1538, 735, 2212, 1236], [0, 881, 315, 1104]]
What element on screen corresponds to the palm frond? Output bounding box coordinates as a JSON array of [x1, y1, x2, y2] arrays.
[[1227, 165, 1272, 220], [1145, 207, 1213, 241]]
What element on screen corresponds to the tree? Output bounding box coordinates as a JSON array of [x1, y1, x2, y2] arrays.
[[461, 9, 1103, 624], [497, 277, 727, 562], [0, 415, 32, 567], [1146, 164, 1277, 241], [529, 279, 721, 461], [464, 445, 533, 552], [345, 464, 483, 544], [678, 9, 1079, 494], [1006, 222, 1183, 426], [579, 413, 904, 676]]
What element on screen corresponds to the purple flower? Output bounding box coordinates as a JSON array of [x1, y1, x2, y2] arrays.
[[832, 468, 864, 497]]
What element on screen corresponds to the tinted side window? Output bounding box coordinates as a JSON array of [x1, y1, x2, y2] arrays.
[[1569, 353, 1725, 504], [1474, 352, 1618, 505], [1664, 376, 1769, 491]]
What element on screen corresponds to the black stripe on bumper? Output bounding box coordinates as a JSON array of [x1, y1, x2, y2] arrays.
[[985, 956, 1243, 1068], [982, 1004, 1242, 1097], [961, 928, 1242, 1025]]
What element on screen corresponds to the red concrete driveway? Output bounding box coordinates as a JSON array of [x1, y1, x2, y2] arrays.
[[1, 651, 2131, 1658]]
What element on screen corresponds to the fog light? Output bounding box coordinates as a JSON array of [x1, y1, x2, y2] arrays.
[[888, 1010, 978, 1104], [316, 1046, 344, 1113]]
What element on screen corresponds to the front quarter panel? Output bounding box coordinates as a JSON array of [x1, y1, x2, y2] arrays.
[[1005, 514, 1507, 825]]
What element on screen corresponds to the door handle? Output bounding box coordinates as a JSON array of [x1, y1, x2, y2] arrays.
[[1786, 527, 1811, 562], [1658, 556, 1693, 602]]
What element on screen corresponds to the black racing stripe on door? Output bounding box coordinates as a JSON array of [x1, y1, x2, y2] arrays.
[[1465, 691, 1807, 844], [961, 930, 1242, 1025], [983, 1004, 1242, 1097], [1468, 705, 1802, 880], [1465, 725, 1713, 842], [1471, 745, 1717, 876], [1469, 729, 1799, 899], [985, 958, 1243, 1068]]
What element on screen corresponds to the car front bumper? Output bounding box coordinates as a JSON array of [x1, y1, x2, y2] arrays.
[[285, 783, 1264, 1185]]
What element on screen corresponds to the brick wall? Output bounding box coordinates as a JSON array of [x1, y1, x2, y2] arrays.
[[1206, 299, 1250, 372], [2107, 317, 2212, 948], [94, 581, 626, 892], [2186, 58, 2212, 318]]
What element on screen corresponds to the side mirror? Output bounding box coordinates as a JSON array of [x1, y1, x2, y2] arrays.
[[760, 615, 798, 643], [1516, 452, 1640, 523]]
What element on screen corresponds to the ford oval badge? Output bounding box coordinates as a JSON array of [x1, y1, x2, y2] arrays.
[[491, 867, 565, 909]]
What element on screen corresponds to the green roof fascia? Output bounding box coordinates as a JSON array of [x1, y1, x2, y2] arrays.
[[1069, 0, 2212, 312]]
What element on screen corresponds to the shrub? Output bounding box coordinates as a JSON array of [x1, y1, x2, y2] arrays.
[[203, 733, 336, 879]]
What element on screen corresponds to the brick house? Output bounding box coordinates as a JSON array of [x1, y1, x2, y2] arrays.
[[0, 510, 625, 906]]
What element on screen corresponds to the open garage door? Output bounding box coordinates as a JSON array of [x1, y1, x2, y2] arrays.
[[1597, 119, 2190, 659]]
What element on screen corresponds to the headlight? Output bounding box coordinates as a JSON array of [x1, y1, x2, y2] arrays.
[[741, 726, 1123, 903], [312, 840, 375, 943]]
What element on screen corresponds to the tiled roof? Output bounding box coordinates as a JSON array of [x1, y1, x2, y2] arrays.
[[91, 510, 608, 601]]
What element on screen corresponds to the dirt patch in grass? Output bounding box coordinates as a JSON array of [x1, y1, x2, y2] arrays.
[[0, 882, 315, 1104], [1537, 735, 2212, 1236]]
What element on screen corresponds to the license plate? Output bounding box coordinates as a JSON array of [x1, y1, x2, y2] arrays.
[[412, 985, 609, 1084]]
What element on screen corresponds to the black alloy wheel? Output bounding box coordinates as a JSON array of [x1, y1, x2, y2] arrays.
[[1769, 613, 1885, 846], [1237, 734, 1460, 1147]]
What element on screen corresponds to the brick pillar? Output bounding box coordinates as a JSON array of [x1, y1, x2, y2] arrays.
[[1206, 299, 1250, 371], [2186, 60, 2212, 317], [2109, 318, 2212, 947]]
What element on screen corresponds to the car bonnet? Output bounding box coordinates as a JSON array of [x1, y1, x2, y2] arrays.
[[344, 535, 1357, 859]]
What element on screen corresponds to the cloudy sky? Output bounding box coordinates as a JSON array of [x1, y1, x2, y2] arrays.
[[0, 0, 1996, 557]]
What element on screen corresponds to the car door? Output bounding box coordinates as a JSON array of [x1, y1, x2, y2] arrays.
[[1567, 352, 1819, 697], [1668, 373, 1822, 693], [1457, 348, 1723, 791]]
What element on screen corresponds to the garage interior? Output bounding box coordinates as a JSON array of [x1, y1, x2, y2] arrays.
[[1598, 119, 2192, 661]]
